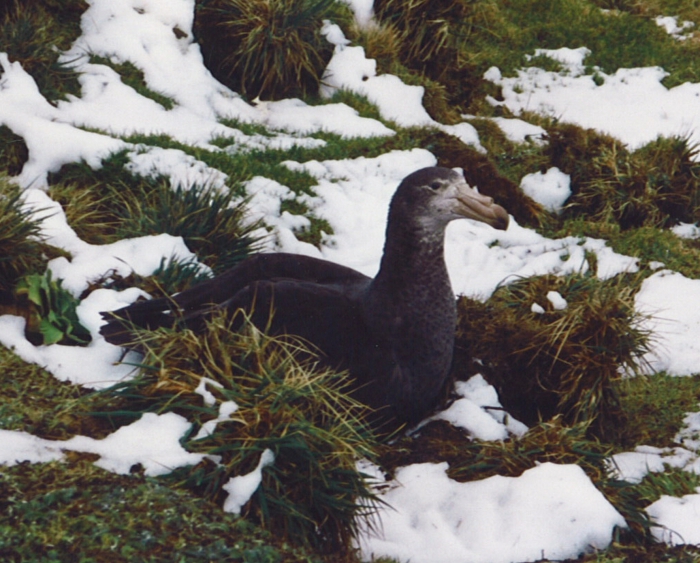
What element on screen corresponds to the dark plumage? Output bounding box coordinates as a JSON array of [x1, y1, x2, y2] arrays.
[[100, 167, 509, 427]]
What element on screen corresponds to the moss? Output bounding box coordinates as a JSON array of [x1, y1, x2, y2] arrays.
[[0, 347, 111, 441], [0, 459, 325, 562], [616, 373, 700, 449]]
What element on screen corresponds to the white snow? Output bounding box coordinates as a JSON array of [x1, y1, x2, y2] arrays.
[[635, 270, 700, 376], [193, 400, 239, 441], [0, 413, 203, 476], [222, 449, 276, 515], [0, 429, 66, 466], [547, 290, 568, 310], [358, 462, 626, 563], [486, 116, 548, 144], [520, 167, 571, 213], [65, 412, 205, 476], [430, 375, 528, 441], [647, 494, 700, 545], [485, 47, 700, 150], [4, 0, 700, 557], [655, 16, 695, 41], [528, 47, 592, 74]]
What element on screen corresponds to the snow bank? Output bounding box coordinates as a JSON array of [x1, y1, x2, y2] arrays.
[[358, 462, 626, 563], [485, 48, 700, 150]]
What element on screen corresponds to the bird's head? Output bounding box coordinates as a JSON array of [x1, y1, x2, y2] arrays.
[[394, 167, 509, 231]]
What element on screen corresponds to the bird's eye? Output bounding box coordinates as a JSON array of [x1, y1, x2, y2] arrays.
[[429, 181, 442, 190]]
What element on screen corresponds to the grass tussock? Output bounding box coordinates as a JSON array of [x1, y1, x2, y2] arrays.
[[0, 176, 47, 298], [194, 0, 351, 100], [453, 272, 651, 439], [109, 177, 262, 274], [0, 125, 29, 177], [92, 312, 381, 553], [49, 154, 262, 274], [549, 125, 700, 229], [371, 0, 495, 119], [0, 0, 86, 103]]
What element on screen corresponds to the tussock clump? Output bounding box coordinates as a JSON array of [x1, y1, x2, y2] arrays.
[[0, 176, 47, 298], [0, 126, 29, 177], [453, 273, 651, 439], [49, 180, 120, 246], [354, 19, 403, 68], [111, 177, 262, 274], [0, 0, 86, 102], [194, 0, 350, 100], [549, 124, 700, 229], [380, 418, 609, 481], [50, 156, 262, 274], [372, 0, 498, 113], [94, 312, 380, 553]]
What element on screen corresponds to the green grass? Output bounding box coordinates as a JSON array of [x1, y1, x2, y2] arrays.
[[370, 0, 700, 115], [89, 56, 176, 110], [6, 0, 700, 560], [616, 373, 700, 449]]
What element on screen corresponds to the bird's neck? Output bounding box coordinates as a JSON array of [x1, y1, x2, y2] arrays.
[[373, 216, 451, 293]]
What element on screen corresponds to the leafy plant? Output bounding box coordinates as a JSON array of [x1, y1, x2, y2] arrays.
[[193, 0, 351, 99], [15, 270, 91, 346]]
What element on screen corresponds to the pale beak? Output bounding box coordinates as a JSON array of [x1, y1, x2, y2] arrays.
[[455, 183, 509, 230]]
